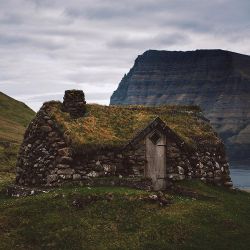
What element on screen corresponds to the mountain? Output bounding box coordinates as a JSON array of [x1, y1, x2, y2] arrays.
[[110, 49, 250, 161], [0, 92, 35, 171]]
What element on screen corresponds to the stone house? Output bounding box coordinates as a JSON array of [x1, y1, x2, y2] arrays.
[[16, 90, 232, 190]]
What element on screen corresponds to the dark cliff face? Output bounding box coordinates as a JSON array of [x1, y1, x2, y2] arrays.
[[110, 49, 250, 161]]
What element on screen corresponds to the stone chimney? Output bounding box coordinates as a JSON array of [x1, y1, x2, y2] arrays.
[[62, 90, 86, 118]]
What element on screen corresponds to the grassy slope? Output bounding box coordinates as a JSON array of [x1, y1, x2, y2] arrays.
[[0, 174, 249, 250], [0, 92, 35, 172]]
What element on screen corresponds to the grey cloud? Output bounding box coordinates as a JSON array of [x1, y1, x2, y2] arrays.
[[107, 33, 189, 49], [0, 34, 66, 50], [0, 0, 250, 111]]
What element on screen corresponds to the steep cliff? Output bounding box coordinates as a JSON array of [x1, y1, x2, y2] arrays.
[[110, 49, 250, 161]]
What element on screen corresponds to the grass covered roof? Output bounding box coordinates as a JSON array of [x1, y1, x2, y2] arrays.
[[46, 102, 221, 152]]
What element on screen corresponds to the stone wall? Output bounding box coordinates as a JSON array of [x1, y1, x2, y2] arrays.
[[16, 103, 148, 187], [62, 90, 86, 118], [16, 102, 71, 186], [165, 141, 232, 186]]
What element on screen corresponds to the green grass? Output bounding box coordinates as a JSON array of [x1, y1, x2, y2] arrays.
[[0, 92, 35, 172], [0, 175, 249, 250], [47, 102, 219, 153], [0, 92, 35, 128]]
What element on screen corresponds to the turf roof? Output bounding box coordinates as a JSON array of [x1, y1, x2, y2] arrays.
[[47, 102, 221, 152]]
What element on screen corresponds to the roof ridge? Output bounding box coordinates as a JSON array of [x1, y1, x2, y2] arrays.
[[124, 116, 166, 148]]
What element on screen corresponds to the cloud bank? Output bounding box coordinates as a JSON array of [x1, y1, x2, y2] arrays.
[[0, 0, 250, 110]]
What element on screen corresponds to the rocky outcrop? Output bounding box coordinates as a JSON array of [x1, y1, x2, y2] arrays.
[[110, 49, 250, 161]]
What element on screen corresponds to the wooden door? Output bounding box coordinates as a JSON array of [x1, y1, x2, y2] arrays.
[[146, 130, 166, 190]]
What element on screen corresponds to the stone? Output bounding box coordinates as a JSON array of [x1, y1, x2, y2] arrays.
[[73, 174, 81, 180], [47, 174, 58, 183], [57, 169, 74, 175], [16, 167, 23, 173], [215, 162, 220, 169], [57, 164, 70, 169], [224, 181, 233, 187], [58, 147, 71, 156], [47, 120, 54, 126], [200, 177, 206, 182], [48, 132, 57, 137], [177, 166, 185, 175], [87, 171, 99, 177], [215, 170, 222, 176], [167, 174, 185, 181], [59, 174, 72, 180], [214, 176, 222, 182], [58, 157, 73, 164], [207, 172, 213, 178], [40, 126, 52, 133]]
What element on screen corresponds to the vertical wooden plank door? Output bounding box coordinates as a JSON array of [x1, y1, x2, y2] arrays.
[[146, 130, 166, 190]]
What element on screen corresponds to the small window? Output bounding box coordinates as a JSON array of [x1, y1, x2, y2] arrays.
[[149, 131, 161, 145]]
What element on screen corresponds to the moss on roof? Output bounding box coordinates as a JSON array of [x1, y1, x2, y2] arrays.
[[47, 102, 221, 152]]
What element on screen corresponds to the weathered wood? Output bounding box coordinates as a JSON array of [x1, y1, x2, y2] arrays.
[[146, 130, 166, 190]]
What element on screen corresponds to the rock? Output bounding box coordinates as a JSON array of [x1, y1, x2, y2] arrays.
[[144, 193, 172, 206], [57, 164, 70, 169], [224, 181, 233, 187], [47, 120, 54, 126], [148, 194, 158, 200], [167, 174, 185, 181], [215, 170, 222, 176], [207, 172, 213, 178], [214, 176, 222, 182], [48, 132, 57, 137], [40, 126, 52, 133], [87, 171, 99, 177], [16, 167, 23, 173], [47, 174, 58, 183], [73, 174, 81, 180], [58, 147, 71, 156], [57, 169, 74, 175], [58, 156, 73, 164], [215, 162, 220, 169], [177, 166, 185, 175]]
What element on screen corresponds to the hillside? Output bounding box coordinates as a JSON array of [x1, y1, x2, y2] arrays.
[[0, 92, 35, 172], [0, 175, 250, 249], [110, 49, 250, 161]]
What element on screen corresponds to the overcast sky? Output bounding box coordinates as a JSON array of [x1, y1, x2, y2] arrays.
[[0, 0, 250, 111]]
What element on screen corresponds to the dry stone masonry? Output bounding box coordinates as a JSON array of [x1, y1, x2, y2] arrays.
[[62, 90, 86, 118], [16, 90, 233, 190]]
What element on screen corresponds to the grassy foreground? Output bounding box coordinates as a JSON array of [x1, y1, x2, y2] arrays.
[[0, 173, 250, 250]]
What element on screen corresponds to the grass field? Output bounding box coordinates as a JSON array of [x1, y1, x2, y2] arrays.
[[0, 92, 35, 173], [0, 173, 249, 250]]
